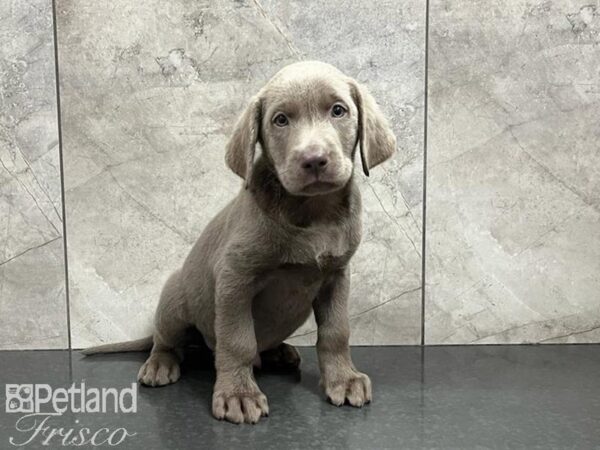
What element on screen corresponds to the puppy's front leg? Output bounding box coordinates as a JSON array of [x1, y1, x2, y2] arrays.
[[212, 269, 268, 424], [314, 268, 372, 407]]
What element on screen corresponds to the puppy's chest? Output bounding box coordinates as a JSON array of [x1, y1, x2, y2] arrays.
[[285, 222, 356, 273]]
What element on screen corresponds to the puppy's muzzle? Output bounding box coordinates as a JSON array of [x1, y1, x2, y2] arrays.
[[300, 152, 329, 173]]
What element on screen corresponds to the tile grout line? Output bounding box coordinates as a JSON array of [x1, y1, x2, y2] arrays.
[[51, 0, 72, 351], [420, 0, 430, 347]]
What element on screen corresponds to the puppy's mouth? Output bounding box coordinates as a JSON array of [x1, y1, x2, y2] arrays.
[[300, 180, 342, 195]]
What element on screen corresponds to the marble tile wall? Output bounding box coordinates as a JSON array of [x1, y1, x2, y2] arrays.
[[2, 0, 598, 349], [0, 0, 68, 349], [426, 0, 600, 343], [57, 0, 425, 347]]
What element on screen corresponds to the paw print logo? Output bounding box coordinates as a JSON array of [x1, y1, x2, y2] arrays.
[[5, 384, 34, 413]]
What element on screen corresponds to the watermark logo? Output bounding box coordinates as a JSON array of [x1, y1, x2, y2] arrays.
[[5, 383, 137, 415], [6, 385, 34, 414], [4, 383, 137, 447]]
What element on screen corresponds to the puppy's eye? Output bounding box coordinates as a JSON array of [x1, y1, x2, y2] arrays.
[[273, 113, 289, 127], [331, 104, 347, 118]]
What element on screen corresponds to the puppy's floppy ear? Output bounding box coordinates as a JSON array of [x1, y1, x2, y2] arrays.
[[349, 80, 397, 176], [225, 96, 262, 186]]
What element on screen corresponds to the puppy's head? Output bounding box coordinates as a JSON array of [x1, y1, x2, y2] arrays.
[[226, 61, 396, 196]]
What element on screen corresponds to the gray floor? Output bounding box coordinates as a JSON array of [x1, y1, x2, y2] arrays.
[[1, 346, 599, 449]]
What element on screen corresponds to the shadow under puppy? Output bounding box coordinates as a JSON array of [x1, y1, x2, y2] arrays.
[[83, 61, 397, 424]]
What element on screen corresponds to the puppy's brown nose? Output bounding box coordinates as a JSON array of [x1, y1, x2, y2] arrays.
[[300, 154, 329, 172]]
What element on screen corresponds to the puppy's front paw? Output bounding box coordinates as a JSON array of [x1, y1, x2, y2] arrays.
[[137, 351, 180, 387], [322, 371, 372, 407], [212, 387, 269, 424]]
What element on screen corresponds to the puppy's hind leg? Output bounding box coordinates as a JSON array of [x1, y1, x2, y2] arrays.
[[259, 343, 301, 371], [138, 269, 189, 387]]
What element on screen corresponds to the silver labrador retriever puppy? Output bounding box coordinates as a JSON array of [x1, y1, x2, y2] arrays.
[[83, 61, 396, 424]]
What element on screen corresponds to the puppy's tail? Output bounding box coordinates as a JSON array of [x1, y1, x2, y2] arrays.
[[80, 336, 154, 356]]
